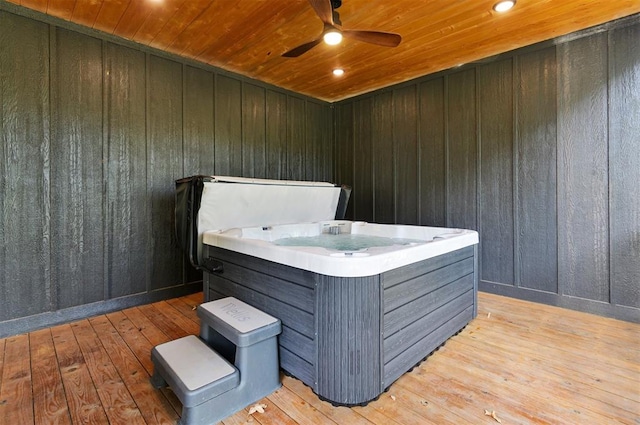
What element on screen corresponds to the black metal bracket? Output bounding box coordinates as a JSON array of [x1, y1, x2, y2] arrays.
[[202, 257, 224, 274]]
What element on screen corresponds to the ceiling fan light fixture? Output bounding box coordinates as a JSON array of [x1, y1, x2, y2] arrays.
[[323, 30, 343, 45], [493, 0, 516, 12]]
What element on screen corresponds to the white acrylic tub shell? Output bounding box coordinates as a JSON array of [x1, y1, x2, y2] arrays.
[[202, 221, 478, 277]]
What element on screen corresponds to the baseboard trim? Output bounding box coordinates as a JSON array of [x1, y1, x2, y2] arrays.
[[479, 281, 640, 323], [0, 282, 202, 338]]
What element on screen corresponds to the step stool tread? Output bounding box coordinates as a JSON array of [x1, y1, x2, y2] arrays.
[[198, 297, 278, 334], [153, 335, 238, 392]]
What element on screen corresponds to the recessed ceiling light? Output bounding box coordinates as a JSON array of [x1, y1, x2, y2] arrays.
[[493, 0, 515, 12], [332, 68, 345, 76], [323, 30, 343, 46]]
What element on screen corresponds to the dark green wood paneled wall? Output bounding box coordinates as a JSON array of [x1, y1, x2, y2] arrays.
[[516, 47, 558, 294], [0, 13, 50, 321], [51, 29, 105, 308], [609, 23, 640, 308], [0, 8, 333, 335], [334, 17, 640, 322], [418, 79, 446, 228], [478, 59, 514, 286]]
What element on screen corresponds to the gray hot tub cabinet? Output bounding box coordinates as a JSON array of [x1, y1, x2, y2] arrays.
[[202, 243, 478, 406]]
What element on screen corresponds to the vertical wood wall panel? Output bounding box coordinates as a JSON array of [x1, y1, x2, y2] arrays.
[[478, 59, 514, 285], [104, 43, 148, 298], [147, 55, 183, 290], [183, 65, 214, 284], [558, 33, 610, 302], [516, 48, 558, 292], [393, 86, 419, 225], [214, 75, 242, 176], [265, 90, 288, 180], [608, 24, 640, 308], [418, 78, 446, 227], [335, 103, 354, 219], [287, 97, 305, 180], [184, 65, 215, 176], [446, 69, 477, 230], [353, 98, 374, 222], [51, 29, 104, 308], [0, 12, 50, 320], [306, 101, 332, 182], [241, 83, 266, 178], [372, 92, 394, 223]]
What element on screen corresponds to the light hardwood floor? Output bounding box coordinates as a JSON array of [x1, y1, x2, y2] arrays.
[[1, 292, 638, 425]]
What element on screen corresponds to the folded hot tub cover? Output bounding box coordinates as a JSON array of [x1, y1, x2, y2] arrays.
[[175, 175, 351, 270]]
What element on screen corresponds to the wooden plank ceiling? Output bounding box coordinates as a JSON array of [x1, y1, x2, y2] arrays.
[[8, 0, 640, 101]]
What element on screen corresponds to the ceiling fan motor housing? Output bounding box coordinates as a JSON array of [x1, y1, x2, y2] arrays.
[[282, 0, 401, 58]]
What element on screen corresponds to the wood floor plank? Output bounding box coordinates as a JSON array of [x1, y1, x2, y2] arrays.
[[0, 337, 5, 393], [152, 300, 200, 335], [122, 306, 173, 347], [184, 291, 205, 305], [479, 292, 638, 335], [2, 291, 638, 425], [385, 382, 474, 424], [473, 310, 639, 365], [220, 414, 247, 425], [478, 293, 640, 356], [465, 313, 640, 380], [399, 360, 568, 425], [358, 386, 441, 425], [116, 307, 192, 415], [455, 321, 640, 403], [50, 323, 110, 424], [106, 310, 157, 375], [282, 375, 375, 425], [137, 303, 191, 340], [0, 334, 34, 425], [435, 336, 639, 423], [29, 328, 72, 425], [350, 403, 404, 425], [426, 344, 631, 424], [221, 409, 258, 425], [267, 384, 338, 425], [69, 319, 146, 425], [470, 309, 640, 371], [165, 296, 200, 323], [243, 396, 298, 425], [88, 315, 180, 425]]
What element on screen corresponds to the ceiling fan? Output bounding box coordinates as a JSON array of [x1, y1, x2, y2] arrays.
[[282, 0, 402, 58]]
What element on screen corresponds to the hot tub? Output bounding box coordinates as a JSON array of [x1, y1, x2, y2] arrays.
[[175, 176, 479, 405]]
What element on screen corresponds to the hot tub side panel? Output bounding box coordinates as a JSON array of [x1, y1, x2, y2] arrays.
[[203, 246, 318, 387], [203, 243, 478, 405], [316, 274, 383, 405], [382, 246, 477, 386]]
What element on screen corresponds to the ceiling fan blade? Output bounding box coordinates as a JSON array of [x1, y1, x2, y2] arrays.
[[342, 30, 401, 47], [282, 38, 323, 58], [307, 0, 334, 25]]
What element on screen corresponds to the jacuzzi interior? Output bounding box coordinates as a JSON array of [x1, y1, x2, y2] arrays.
[[176, 175, 479, 405]]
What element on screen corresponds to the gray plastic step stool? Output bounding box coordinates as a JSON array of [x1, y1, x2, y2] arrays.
[[151, 297, 282, 425]]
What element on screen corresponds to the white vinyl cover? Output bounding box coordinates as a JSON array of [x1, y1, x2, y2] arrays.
[[196, 177, 341, 264], [197, 178, 340, 233]]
